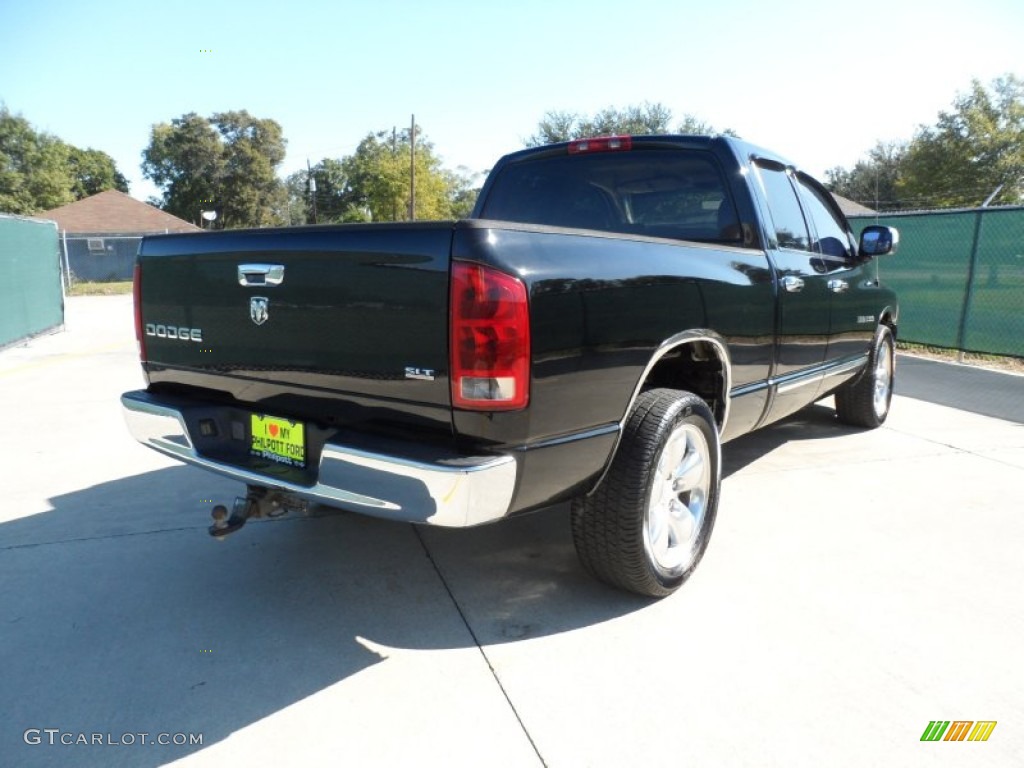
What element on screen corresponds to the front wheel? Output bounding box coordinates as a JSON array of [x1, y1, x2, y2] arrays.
[[835, 325, 895, 428], [571, 389, 721, 597]]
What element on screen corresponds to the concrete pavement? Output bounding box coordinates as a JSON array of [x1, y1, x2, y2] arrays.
[[1, 295, 1021, 767]]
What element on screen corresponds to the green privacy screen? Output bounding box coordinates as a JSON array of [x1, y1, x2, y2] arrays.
[[0, 215, 64, 348], [850, 207, 1024, 358]]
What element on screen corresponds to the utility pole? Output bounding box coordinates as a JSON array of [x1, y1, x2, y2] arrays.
[[392, 127, 398, 221], [409, 114, 416, 221], [307, 159, 318, 224]]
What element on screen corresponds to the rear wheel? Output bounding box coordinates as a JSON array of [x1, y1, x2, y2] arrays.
[[835, 325, 895, 428], [571, 389, 720, 597]]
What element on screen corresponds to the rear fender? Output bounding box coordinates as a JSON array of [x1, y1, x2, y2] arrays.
[[587, 330, 732, 494]]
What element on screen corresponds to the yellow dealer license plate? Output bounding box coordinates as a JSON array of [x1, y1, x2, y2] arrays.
[[250, 413, 305, 467]]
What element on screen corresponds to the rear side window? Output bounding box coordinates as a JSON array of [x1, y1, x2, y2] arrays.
[[755, 163, 811, 251], [479, 150, 743, 245]]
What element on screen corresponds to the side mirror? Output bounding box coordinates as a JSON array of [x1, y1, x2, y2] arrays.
[[859, 225, 899, 257]]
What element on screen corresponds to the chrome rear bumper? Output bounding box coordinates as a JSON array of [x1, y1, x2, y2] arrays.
[[120, 390, 517, 527]]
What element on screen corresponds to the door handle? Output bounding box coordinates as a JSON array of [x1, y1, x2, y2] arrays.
[[238, 264, 285, 287], [780, 276, 804, 293], [828, 279, 849, 294]]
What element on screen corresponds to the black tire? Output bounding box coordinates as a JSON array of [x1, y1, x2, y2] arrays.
[[835, 325, 895, 428], [571, 388, 720, 597]]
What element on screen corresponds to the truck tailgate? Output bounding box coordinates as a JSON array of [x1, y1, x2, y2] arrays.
[[138, 222, 454, 432]]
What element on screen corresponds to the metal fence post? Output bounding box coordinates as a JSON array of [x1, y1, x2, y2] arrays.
[[954, 210, 984, 362], [61, 229, 73, 291]]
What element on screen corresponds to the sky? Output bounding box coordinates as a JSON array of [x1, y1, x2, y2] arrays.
[[2, 0, 1022, 204]]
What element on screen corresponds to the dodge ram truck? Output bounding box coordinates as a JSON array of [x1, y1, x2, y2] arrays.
[[122, 134, 899, 597]]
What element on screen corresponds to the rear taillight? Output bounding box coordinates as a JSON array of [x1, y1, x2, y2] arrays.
[[450, 261, 530, 411], [133, 263, 146, 362], [567, 135, 633, 154]]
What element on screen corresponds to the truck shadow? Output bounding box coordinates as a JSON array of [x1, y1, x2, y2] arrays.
[[3, 403, 856, 766], [722, 402, 860, 478], [1, 467, 639, 767]]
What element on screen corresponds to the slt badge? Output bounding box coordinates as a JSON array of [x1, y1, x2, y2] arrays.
[[250, 296, 270, 325]]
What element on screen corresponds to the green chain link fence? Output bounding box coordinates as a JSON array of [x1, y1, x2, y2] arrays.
[[0, 214, 64, 348], [850, 207, 1024, 358]]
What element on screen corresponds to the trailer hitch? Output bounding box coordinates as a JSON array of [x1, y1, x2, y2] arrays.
[[209, 485, 308, 537]]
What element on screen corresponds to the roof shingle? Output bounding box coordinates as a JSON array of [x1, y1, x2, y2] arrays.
[[37, 190, 201, 234]]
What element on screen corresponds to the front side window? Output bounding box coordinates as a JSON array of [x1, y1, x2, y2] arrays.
[[755, 163, 810, 251], [795, 175, 854, 263]]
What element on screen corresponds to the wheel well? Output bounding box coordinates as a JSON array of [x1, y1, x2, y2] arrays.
[[880, 308, 898, 338], [641, 341, 727, 427], [880, 313, 897, 337]]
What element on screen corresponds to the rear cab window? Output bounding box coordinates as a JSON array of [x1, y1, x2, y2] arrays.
[[479, 149, 745, 246]]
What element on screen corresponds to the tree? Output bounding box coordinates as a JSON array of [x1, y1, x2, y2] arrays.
[[142, 110, 288, 228], [289, 126, 477, 224], [140, 113, 223, 225], [897, 75, 1024, 208], [825, 141, 908, 211], [283, 169, 311, 225], [0, 105, 128, 214], [525, 102, 735, 146], [68, 147, 130, 198], [214, 111, 288, 227], [676, 114, 728, 135], [448, 166, 481, 219]]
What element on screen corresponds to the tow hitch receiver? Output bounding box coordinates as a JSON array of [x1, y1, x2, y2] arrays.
[[209, 485, 308, 538]]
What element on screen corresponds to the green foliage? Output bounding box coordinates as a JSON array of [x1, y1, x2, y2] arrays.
[[828, 75, 1024, 210], [898, 75, 1024, 208], [0, 105, 128, 214], [142, 110, 288, 228], [214, 111, 288, 228], [290, 126, 478, 224], [68, 147, 130, 198], [825, 141, 908, 211], [677, 114, 736, 136], [525, 102, 736, 146], [448, 167, 480, 219], [345, 132, 408, 222], [283, 169, 313, 225], [142, 114, 223, 225]]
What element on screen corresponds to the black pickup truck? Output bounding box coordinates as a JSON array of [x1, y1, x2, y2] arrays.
[[122, 134, 898, 597]]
